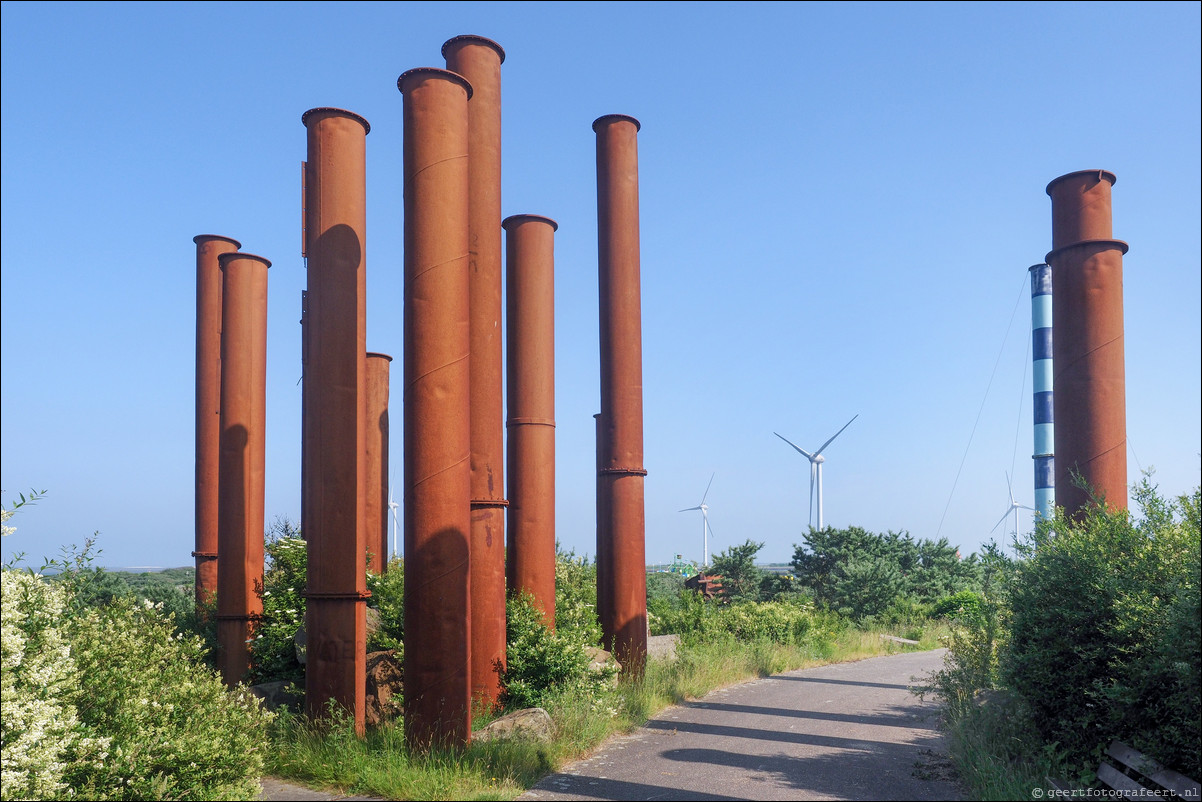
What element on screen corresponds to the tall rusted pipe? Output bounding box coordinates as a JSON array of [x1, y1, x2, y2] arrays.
[[443, 35, 508, 709], [504, 214, 558, 628], [215, 251, 270, 686], [365, 353, 392, 574], [595, 412, 611, 646], [301, 107, 370, 732], [1045, 170, 1128, 514], [594, 114, 648, 675], [398, 67, 473, 750], [194, 234, 240, 608]]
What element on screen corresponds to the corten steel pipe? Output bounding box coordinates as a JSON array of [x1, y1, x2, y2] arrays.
[[594, 114, 648, 675], [595, 412, 612, 646], [301, 107, 371, 732], [365, 353, 392, 574], [443, 35, 508, 709], [214, 251, 270, 686], [194, 234, 240, 608], [1045, 170, 1129, 514], [504, 215, 558, 628], [398, 67, 473, 750]]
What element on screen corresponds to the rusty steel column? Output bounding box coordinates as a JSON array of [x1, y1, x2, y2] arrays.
[[504, 215, 558, 628], [1045, 170, 1129, 514], [594, 114, 648, 675], [301, 107, 370, 732], [365, 353, 392, 574], [215, 251, 270, 685], [443, 35, 508, 710], [398, 67, 473, 750], [194, 234, 240, 608], [595, 411, 611, 645]]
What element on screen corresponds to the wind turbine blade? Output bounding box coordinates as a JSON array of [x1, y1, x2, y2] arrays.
[[814, 414, 859, 457], [1018, 504, 1035, 511], [701, 472, 715, 504], [774, 432, 815, 460], [990, 507, 1011, 532], [1006, 471, 1017, 505], [679, 506, 702, 513]]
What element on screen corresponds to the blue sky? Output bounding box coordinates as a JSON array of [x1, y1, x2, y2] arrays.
[[2, 1, 1199, 571]]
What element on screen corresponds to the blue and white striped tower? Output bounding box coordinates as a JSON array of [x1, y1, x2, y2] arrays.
[[1029, 263, 1054, 518]]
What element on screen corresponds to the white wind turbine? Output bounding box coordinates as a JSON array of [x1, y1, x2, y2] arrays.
[[991, 471, 1034, 538], [679, 473, 716, 568], [388, 486, 400, 560], [775, 414, 858, 531]]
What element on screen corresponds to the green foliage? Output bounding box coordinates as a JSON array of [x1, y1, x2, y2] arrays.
[[249, 531, 307, 684], [709, 539, 765, 600], [499, 593, 597, 712], [1005, 480, 1201, 779], [2, 506, 271, 802], [553, 548, 600, 645], [366, 556, 405, 653], [791, 526, 981, 620], [63, 596, 273, 800], [926, 542, 1014, 718]]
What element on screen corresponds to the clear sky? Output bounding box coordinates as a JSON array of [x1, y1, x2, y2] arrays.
[[2, 1, 1199, 571]]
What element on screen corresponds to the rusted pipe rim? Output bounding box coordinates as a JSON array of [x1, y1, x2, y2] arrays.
[[599, 467, 649, 476], [1045, 169, 1117, 195], [592, 113, 641, 133], [502, 214, 559, 231], [366, 352, 394, 362], [190, 551, 218, 558], [1045, 238, 1130, 264], [1028, 263, 1049, 272], [301, 107, 371, 134], [193, 234, 242, 248], [441, 34, 506, 63], [397, 67, 473, 99], [218, 252, 272, 269]]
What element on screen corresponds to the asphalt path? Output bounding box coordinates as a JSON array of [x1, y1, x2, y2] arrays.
[[520, 649, 961, 801]]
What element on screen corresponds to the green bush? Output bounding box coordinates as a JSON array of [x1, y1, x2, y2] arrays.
[[1005, 480, 1201, 778], [249, 532, 307, 684], [499, 593, 605, 712], [366, 556, 404, 653], [2, 506, 272, 801], [554, 548, 600, 645], [931, 590, 986, 627], [64, 597, 273, 800]]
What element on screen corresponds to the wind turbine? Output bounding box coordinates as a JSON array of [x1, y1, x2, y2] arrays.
[[388, 486, 400, 561], [774, 414, 858, 531], [991, 471, 1034, 538], [679, 473, 716, 568]]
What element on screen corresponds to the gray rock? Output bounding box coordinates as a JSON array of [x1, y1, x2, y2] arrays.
[[474, 707, 556, 743], [250, 680, 304, 712]]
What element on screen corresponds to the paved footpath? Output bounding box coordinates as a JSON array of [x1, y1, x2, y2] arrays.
[[521, 649, 961, 801]]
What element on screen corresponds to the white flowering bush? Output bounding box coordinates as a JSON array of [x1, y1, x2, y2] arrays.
[[1, 569, 106, 801], [2, 499, 273, 801]]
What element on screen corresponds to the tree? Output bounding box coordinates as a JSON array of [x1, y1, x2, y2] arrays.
[[710, 539, 765, 601]]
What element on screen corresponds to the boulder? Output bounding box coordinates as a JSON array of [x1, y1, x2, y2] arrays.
[[585, 646, 621, 684], [249, 679, 303, 712], [473, 707, 556, 743], [365, 649, 404, 728]]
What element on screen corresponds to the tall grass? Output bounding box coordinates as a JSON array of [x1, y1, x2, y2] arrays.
[[265, 624, 945, 801]]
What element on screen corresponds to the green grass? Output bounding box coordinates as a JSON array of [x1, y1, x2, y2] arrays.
[[264, 625, 946, 801]]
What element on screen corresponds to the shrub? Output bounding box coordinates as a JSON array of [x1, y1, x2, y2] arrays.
[[1005, 480, 1201, 778], [554, 548, 600, 646], [930, 590, 986, 627], [499, 593, 609, 711], [63, 597, 274, 800], [249, 533, 307, 684], [366, 556, 404, 653], [1, 570, 104, 801]]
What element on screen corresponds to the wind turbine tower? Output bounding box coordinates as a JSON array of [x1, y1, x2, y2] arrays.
[[775, 414, 858, 530], [679, 473, 715, 568]]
